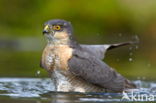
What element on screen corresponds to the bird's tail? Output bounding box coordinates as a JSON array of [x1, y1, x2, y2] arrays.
[[107, 41, 138, 50], [125, 79, 137, 89], [107, 35, 140, 50]]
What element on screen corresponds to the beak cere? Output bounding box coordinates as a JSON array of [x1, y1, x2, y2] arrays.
[[43, 25, 50, 35]]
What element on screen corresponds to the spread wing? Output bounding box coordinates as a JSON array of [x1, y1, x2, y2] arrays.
[[80, 41, 135, 60], [68, 49, 127, 92]]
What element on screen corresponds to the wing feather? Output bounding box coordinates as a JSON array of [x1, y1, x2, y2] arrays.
[[80, 41, 135, 60], [68, 49, 127, 92]]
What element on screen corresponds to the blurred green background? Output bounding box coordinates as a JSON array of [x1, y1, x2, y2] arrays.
[[0, 0, 156, 80]]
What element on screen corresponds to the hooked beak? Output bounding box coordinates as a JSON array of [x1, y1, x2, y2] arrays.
[[42, 30, 49, 34], [43, 25, 50, 35]]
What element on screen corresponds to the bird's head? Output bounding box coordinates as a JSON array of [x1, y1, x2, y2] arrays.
[[43, 19, 73, 45]]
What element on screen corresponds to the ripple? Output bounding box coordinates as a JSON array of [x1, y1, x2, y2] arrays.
[[0, 78, 53, 97], [0, 78, 156, 102]]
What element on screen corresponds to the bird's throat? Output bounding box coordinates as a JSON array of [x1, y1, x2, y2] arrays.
[[47, 31, 71, 45]]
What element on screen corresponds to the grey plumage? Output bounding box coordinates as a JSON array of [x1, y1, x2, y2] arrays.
[[41, 19, 137, 93], [68, 46, 135, 92], [80, 41, 135, 60]]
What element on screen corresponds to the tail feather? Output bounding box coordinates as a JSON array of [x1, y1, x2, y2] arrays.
[[125, 79, 137, 89], [107, 41, 138, 50]]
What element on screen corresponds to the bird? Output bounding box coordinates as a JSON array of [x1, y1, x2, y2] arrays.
[[40, 19, 137, 93]]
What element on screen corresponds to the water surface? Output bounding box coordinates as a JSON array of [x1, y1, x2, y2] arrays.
[[0, 78, 156, 103]]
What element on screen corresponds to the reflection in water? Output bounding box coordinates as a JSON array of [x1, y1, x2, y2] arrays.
[[0, 78, 156, 103]]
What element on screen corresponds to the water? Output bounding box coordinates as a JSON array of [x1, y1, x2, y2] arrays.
[[129, 58, 133, 62], [0, 78, 156, 103]]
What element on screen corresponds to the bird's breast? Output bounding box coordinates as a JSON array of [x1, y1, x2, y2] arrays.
[[42, 44, 73, 71], [51, 69, 105, 92]]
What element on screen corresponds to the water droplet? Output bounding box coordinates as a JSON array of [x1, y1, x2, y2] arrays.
[[135, 35, 139, 41], [129, 58, 133, 62], [116, 58, 120, 62], [135, 45, 139, 49], [147, 63, 151, 68], [96, 33, 100, 36], [142, 77, 146, 80], [129, 47, 133, 50], [132, 35, 140, 44], [137, 77, 141, 80], [129, 52, 133, 56], [108, 95, 112, 98], [36, 70, 41, 76], [37, 70, 40, 74], [118, 33, 122, 37]]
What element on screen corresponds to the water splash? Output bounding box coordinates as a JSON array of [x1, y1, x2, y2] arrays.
[[116, 58, 120, 62], [147, 63, 151, 68], [129, 52, 133, 56], [35, 70, 41, 76], [127, 35, 140, 63], [135, 45, 139, 49], [129, 58, 133, 62], [132, 35, 140, 44], [118, 33, 122, 37], [129, 47, 133, 50], [0, 78, 156, 102], [0, 78, 53, 97]]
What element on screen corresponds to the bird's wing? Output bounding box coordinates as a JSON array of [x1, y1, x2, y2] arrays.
[[80, 41, 135, 60], [68, 49, 127, 92]]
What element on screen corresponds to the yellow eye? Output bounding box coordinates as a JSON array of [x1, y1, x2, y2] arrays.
[[53, 25, 61, 31]]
